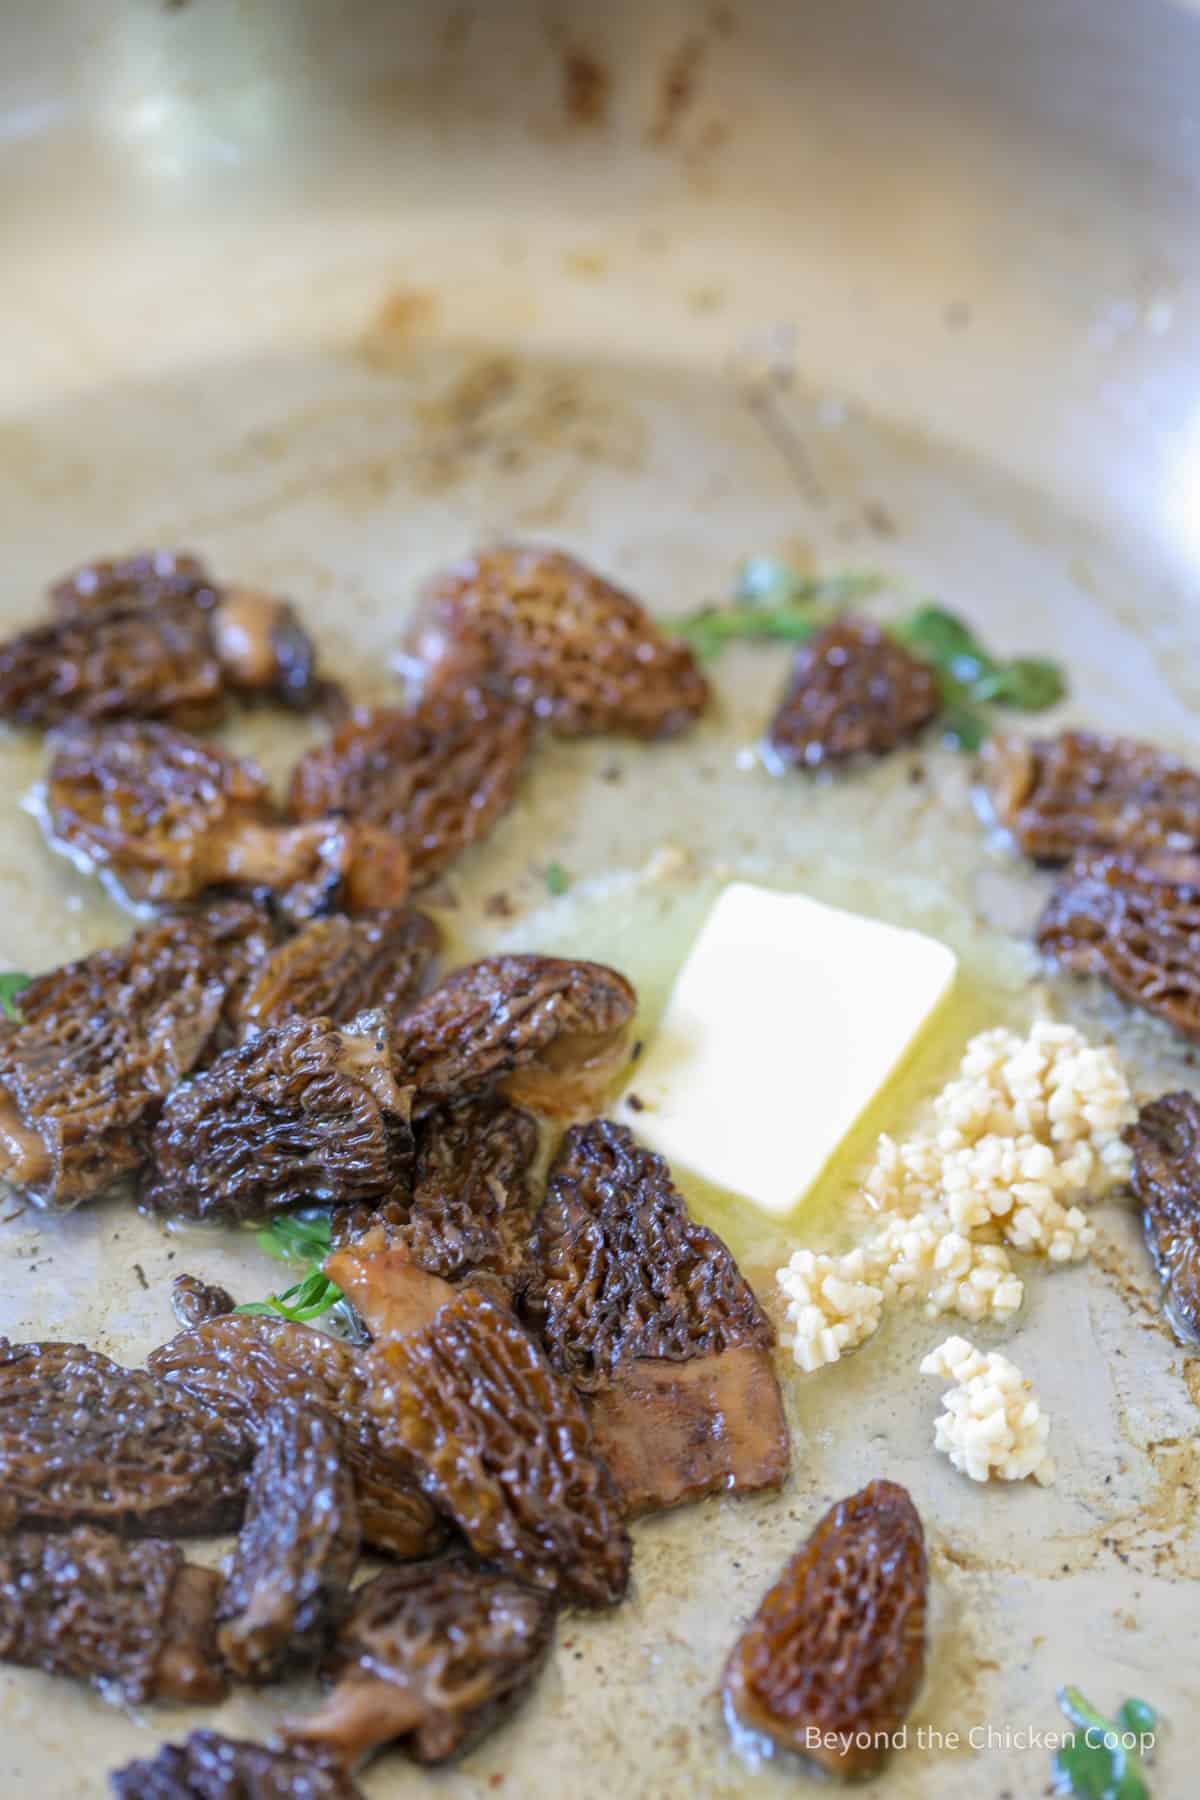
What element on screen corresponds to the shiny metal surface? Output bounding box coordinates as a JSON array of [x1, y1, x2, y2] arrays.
[[1, 2, 1199, 1795]]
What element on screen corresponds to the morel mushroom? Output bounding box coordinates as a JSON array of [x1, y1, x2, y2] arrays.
[[110, 1732, 364, 1800], [217, 1402, 360, 1684], [171, 1272, 236, 1329], [2, 553, 320, 728], [0, 597, 226, 730], [288, 691, 532, 888], [50, 549, 220, 619], [392, 954, 636, 1117], [411, 543, 710, 738], [0, 1528, 226, 1705], [0, 905, 268, 1210], [984, 728, 1200, 863], [765, 617, 939, 769], [142, 1010, 413, 1223], [43, 721, 410, 919], [1125, 1091, 1200, 1344], [283, 1554, 555, 1768], [332, 1095, 539, 1286], [148, 1313, 444, 1560], [520, 1120, 788, 1514], [722, 1479, 928, 1778], [1037, 849, 1200, 1041], [364, 1286, 631, 1605], [232, 908, 439, 1038], [0, 1337, 249, 1536], [207, 585, 319, 709]]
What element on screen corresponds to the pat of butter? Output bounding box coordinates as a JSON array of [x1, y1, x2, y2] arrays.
[[620, 882, 956, 1217]]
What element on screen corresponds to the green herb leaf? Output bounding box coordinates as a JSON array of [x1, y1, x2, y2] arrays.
[[938, 700, 989, 752], [254, 1211, 333, 1266], [0, 972, 31, 1023], [893, 604, 992, 671], [667, 569, 880, 657], [891, 604, 1066, 750], [544, 861, 571, 897], [1053, 1687, 1155, 1800], [235, 1269, 346, 1326], [973, 655, 1067, 711], [237, 1210, 349, 1329], [1054, 1734, 1138, 1800], [1117, 1701, 1156, 1739]]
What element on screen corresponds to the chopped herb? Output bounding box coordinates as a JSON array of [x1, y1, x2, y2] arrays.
[[892, 604, 990, 678], [254, 1211, 333, 1266], [237, 1267, 347, 1325], [667, 570, 881, 659], [894, 605, 1066, 718], [236, 1210, 353, 1331], [1053, 1687, 1156, 1800], [0, 972, 31, 1023], [545, 861, 571, 896], [937, 700, 989, 753], [974, 655, 1067, 710], [886, 603, 1065, 752]]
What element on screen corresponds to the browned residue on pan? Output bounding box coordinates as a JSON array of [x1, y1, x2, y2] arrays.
[[1088, 1225, 1172, 1338], [648, 36, 708, 145], [358, 289, 441, 371], [561, 46, 611, 128]]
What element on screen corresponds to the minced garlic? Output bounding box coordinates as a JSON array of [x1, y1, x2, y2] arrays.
[[773, 1248, 883, 1373], [777, 1020, 1134, 1372], [920, 1334, 1055, 1486]]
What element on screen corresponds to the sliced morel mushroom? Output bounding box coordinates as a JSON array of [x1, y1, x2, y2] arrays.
[[412, 543, 710, 738], [1125, 1091, 1200, 1344], [364, 1287, 631, 1605], [765, 617, 939, 769], [520, 1119, 788, 1514], [109, 1731, 364, 1800], [392, 954, 636, 1117], [51, 549, 220, 619], [232, 908, 439, 1038], [325, 1233, 461, 1342], [43, 721, 409, 919], [217, 1402, 360, 1684], [148, 1314, 444, 1559], [0, 1528, 226, 1705], [283, 1554, 555, 1768], [0, 905, 267, 1211], [1037, 850, 1200, 1040], [288, 691, 532, 888], [983, 729, 1200, 864], [722, 1479, 928, 1777], [142, 1010, 413, 1223], [0, 1337, 249, 1535], [332, 1096, 539, 1286], [171, 1272, 237, 1329]]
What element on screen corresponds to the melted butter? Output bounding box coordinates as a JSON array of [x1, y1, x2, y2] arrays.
[[451, 852, 1037, 1275]]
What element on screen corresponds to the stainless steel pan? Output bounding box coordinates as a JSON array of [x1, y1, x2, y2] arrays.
[[2, 2, 1199, 1794]]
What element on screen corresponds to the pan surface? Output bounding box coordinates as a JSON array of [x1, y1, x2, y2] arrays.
[[1, 2, 1199, 1794]]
